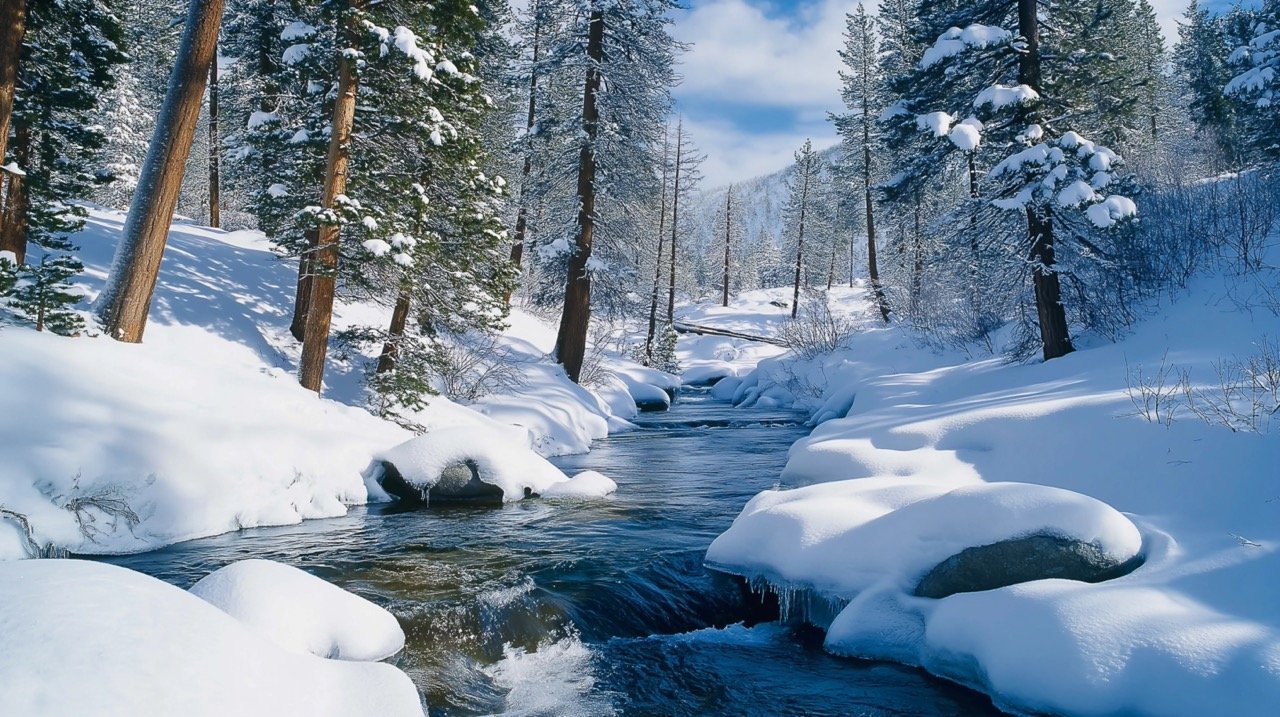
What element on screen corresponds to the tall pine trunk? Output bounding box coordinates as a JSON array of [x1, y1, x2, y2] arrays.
[[97, 0, 224, 342], [791, 166, 809, 320], [861, 47, 889, 323], [644, 130, 669, 363], [0, 0, 24, 176], [506, 6, 541, 305], [207, 49, 220, 228], [721, 187, 731, 307], [299, 0, 362, 393], [666, 120, 683, 324], [1019, 0, 1072, 360], [552, 8, 604, 383]]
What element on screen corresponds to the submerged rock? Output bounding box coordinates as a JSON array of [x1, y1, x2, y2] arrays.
[[913, 533, 1144, 599]]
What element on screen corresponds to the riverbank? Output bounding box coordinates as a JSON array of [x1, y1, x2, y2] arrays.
[[709, 271, 1280, 715]]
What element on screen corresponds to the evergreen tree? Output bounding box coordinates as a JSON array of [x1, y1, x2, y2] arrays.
[[833, 3, 890, 321], [1175, 0, 1244, 167], [1226, 0, 1280, 162], [783, 140, 821, 319], [9, 253, 85, 334]]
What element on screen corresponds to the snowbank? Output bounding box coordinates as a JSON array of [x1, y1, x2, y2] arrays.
[[190, 559, 405, 661], [0, 325, 409, 560], [708, 265, 1280, 715], [0, 559, 424, 717]]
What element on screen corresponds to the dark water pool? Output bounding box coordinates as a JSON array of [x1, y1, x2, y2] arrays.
[[102, 389, 1001, 716]]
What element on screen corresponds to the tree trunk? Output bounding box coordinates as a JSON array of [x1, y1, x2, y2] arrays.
[[289, 227, 317, 341], [0, 123, 28, 262], [644, 129, 669, 363], [1018, 0, 1072, 360], [826, 247, 835, 291], [860, 38, 890, 323], [552, 8, 604, 383], [207, 48, 220, 228], [911, 202, 922, 313], [506, 5, 542, 305], [377, 284, 411, 374], [97, 0, 224, 342], [0, 0, 25, 173], [721, 186, 731, 307], [298, 0, 362, 393], [791, 164, 809, 319], [666, 119, 683, 324]]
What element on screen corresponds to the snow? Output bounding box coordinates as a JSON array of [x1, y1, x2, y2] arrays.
[[920, 25, 1012, 68], [189, 559, 405, 662], [0, 207, 645, 559], [247, 110, 279, 130], [974, 83, 1038, 109], [0, 559, 424, 717], [706, 252, 1280, 716], [374, 424, 590, 501], [280, 21, 317, 42], [267, 182, 290, 198], [707, 480, 1141, 598], [541, 470, 618, 499], [916, 111, 952, 138], [1087, 195, 1138, 228], [282, 44, 310, 66], [948, 120, 981, 152]]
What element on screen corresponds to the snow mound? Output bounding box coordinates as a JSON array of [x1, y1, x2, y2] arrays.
[[542, 470, 618, 499], [706, 478, 1142, 598], [189, 559, 405, 661], [373, 425, 595, 502], [0, 560, 423, 717]]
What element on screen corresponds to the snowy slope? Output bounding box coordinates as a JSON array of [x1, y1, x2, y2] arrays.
[[710, 259, 1280, 715], [0, 207, 654, 559]]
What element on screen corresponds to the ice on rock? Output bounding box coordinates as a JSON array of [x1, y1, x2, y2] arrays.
[[189, 559, 405, 662], [0, 560, 424, 717]]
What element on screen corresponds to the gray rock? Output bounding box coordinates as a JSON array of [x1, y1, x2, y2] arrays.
[[377, 459, 505, 506], [913, 533, 1144, 600]]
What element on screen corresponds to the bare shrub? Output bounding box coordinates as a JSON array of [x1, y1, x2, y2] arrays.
[[780, 292, 859, 359], [1124, 352, 1184, 427], [434, 332, 528, 402], [1182, 337, 1280, 434]]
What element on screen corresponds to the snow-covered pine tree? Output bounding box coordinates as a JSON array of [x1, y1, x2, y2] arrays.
[[782, 139, 822, 319], [833, 3, 890, 321], [891, 0, 1139, 360], [0, 0, 124, 334], [1226, 0, 1280, 162], [535, 0, 679, 382], [665, 117, 702, 323], [1175, 0, 1246, 169]]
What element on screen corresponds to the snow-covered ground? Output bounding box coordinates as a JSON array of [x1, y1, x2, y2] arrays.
[[0, 558, 424, 717], [0, 207, 663, 559], [673, 286, 808, 383], [708, 266, 1280, 714]]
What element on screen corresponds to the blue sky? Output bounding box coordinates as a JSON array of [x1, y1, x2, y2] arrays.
[[672, 0, 1250, 187]]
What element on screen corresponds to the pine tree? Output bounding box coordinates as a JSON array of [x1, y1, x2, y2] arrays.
[[784, 140, 821, 319], [834, 4, 890, 322], [97, 0, 223, 343], [1175, 0, 1244, 168], [9, 253, 84, 334], [537, 0, 678, 382], [1226, 0, 1280, 162]]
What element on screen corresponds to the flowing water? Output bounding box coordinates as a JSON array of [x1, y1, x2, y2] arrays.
[[103, 388, 1001, 716]]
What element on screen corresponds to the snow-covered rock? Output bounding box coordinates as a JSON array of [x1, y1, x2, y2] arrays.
[[541, 470, 618, 499], [372, 425, 602, 503], [0, 560, 424, 717], [707, 479, 1142, 599], [189, 559, 405, 662]]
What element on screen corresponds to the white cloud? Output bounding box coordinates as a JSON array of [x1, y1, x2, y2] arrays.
[[672, 0, 1200, 187]]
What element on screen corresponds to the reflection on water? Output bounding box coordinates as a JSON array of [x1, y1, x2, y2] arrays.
[[102, 389, 1001, 716]]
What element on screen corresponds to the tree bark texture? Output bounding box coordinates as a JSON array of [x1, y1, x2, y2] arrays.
[[208, 49, 220, 228], [97, 0, 224, 342], [644, 130, 669, 363], [666, 120, 683, 324], [506, 6, 541, 305], [791, 165, 809, 320], [860, 41, 890, 323], [289, 228, 318, 341], [0, 0, 25, 173], [552, 8, 604, 383], [721, 187, 731, 307], [377, 284, 411, 374], [0, 122, 28, 262], [1018, 0, 1073, 360], [299, 1, 362, 393]]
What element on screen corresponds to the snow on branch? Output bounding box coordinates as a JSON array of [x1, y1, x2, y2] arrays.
[[920, 25, 1013, 69]]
